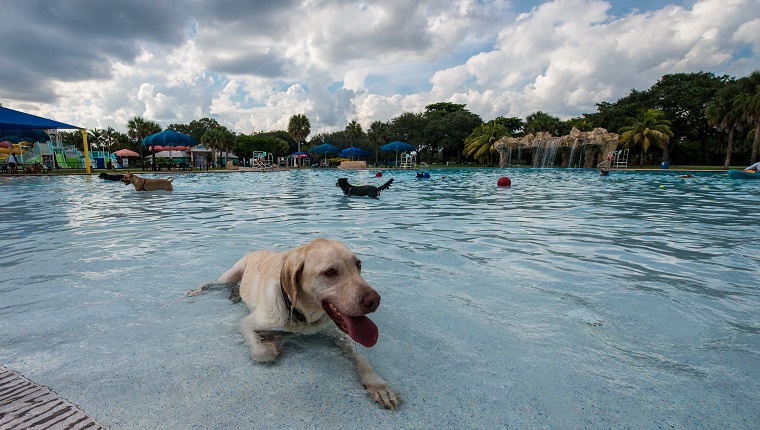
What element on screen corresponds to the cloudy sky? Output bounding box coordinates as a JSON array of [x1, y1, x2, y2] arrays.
[[1, 0, 758, 135]]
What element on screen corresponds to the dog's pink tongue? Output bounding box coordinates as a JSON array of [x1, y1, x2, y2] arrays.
[[344, 315, 379, 347]]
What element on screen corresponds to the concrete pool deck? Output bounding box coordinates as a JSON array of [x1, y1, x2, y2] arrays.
[[0, 366, 108, 429]]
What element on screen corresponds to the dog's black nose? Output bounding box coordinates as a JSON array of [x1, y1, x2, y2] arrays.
[[361, 290, 381, 313]]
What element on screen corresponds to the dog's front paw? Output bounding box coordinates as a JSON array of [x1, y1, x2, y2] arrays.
[[364, 383, 400, 410], [251, 340, 281, 362]]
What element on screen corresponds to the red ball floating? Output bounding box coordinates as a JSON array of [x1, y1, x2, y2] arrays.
[[375, 171, 383, 177], [497, 176, 511, 187]]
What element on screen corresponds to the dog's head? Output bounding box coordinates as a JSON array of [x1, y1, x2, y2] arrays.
[[121, 172, 136, 185], [98, 172, 108, 179], [336, 178, 348, 188], [280, 238, 380, 347]]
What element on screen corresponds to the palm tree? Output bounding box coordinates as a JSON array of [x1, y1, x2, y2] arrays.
[[201, 128, 227, 168], [706, 81, 743, 168], [734, 71, 760, 164], [222, 130, 236, 166], [105, 126, 118, 154], [127, 116, 161, 169], [288, 114, 310, 167], [367, 120, 389, 165], [618, 108, 674, 166], [87, 129, 106, 151], [344, 120, 364, 160], [525, 111, 561, 135], [463, 121, 507, 165]]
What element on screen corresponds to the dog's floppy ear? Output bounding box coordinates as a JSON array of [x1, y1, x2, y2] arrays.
[[280, 248, 305, 310]]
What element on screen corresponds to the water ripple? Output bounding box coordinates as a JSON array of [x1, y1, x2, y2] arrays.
[[1, 169, 759, 428]]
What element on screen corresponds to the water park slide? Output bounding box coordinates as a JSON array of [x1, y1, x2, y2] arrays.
[[0, 147, 22, 155], [55, 153, 71, 168]]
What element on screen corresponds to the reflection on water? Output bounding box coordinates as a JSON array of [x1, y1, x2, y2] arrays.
[[1, 169, 759, 429]]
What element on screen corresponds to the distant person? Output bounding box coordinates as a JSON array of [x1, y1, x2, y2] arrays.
[[8, 153, 19, 174], [743, 162, 760, 172]]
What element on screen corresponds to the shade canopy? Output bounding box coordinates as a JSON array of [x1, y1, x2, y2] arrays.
[[0, 128, 50, 143], [380, 141, 415, 152], [141, 129, 198, 148], [0, 106, 81, 129], [339, 146, 370, 157], [309, 143, 340, 154]]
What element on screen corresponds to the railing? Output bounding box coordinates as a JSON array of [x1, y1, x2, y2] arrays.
[[598, 149, 629, 170]]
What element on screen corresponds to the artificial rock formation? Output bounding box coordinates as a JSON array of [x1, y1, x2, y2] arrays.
[[494, 127, 619, 168]]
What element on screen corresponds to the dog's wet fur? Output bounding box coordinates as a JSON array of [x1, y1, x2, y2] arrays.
[[99, 172, 125, 181], [336, 177, 393, 199], [121, 172, 174, 191]]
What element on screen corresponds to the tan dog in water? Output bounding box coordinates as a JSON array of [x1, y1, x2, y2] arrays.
[[187, 238, 400, 410], [121, 172, 174, 191]]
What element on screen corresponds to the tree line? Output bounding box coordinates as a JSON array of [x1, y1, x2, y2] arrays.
[[57, 69, 760, 168]]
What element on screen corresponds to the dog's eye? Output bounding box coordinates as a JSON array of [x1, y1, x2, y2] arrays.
[[323, 268, 337, 277], [356, 261, 362, 271]]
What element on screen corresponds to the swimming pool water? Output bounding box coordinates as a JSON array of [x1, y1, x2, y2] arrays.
[[1, 169, 758, 429]]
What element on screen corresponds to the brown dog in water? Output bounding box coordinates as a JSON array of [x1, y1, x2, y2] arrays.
[[121, 172, 174, 191]]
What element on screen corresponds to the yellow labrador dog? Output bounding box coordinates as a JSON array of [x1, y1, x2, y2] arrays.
[[121, 172, 174, 191], [188, 238, 399, 410]]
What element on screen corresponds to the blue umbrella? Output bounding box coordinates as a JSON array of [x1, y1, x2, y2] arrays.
[[141, 129, 198, 148], [310, 143, 340, 154], [310, 143, 340, 165], [380, 140, 415, 165], [380, 141, 415, 152], [339, 146, 370, 159]]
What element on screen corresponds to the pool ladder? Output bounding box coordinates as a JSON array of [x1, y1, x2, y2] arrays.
[[598, 149, 629, 170]]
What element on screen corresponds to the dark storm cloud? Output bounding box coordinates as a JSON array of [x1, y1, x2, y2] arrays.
[[195, 0, 298, 27], [208, 51, 288, 77], [0, 0, 195, 101]]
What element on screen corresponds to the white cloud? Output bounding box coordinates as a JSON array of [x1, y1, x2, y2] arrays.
[[1, 0, 758, 136]]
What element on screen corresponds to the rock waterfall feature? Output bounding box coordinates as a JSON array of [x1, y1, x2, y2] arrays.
[[494, 127, 619, 168]]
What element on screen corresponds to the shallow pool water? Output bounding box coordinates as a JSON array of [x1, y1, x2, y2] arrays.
[[1, 168, 759, 429]]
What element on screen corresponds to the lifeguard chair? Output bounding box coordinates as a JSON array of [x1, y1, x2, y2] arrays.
[[400, 151, 416, 169]]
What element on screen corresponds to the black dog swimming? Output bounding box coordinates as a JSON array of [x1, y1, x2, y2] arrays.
[[99, 172, 125, 181], [336, 177, 394, 199]]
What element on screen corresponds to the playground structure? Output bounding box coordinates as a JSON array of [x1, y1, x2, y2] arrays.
[[494, 127, 620, 169], [1, 130, 118, 171]]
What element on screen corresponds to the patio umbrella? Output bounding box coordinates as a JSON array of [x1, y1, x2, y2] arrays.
[[310, 143, 340, 164], [310, 143, 340, 154], [339, 146, 369, 160], [114, 149, 139, 157], [380, 140, 415, 165]]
